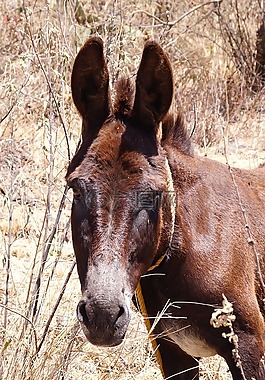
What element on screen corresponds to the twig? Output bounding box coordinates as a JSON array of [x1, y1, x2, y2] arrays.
[[58, 322, 80, 380], [0, 304, 38, 352], [3, 117, 16, 332], [211, 295, 248, 380], [216, 0, 257, 83], [189, 104, 198, 138], [131, 0, 223, 27], [0, 75, 30, 125], [22, 1, 71, 162], [220, 124, 265, 304], [35, 260, 76, 355], [40, 217, 71, 314], [165, 365, 200, 379], [21, 3, 73, 322], [31, 185, 70, 322]]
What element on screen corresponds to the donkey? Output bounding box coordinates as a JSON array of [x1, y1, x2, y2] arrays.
[[66, 37, 265, 379]]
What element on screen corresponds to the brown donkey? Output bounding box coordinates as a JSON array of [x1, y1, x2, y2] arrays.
[[66, 37, 265, 379]]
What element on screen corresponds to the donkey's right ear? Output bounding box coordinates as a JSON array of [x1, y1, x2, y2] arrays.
[[71, 37, 110, 143]]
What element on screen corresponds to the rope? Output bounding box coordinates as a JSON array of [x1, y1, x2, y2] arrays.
[[148, 254, 167, 272], [135, 254, 166, 378]]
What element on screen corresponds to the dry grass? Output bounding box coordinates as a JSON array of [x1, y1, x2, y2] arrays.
[[1, 0, 265, 379]]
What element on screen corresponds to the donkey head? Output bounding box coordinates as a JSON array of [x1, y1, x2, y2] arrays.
[[66, 38, 175, 346]]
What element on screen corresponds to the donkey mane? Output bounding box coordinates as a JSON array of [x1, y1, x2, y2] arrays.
[[161, 113, 194, 156], [114, 76, 135, 118]]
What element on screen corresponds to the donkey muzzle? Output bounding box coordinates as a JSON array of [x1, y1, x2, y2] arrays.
[[76, 292, 131, 346]]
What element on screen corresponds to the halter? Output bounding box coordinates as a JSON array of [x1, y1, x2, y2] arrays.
[[135, 253, 167, 378], [135, 156, 175, 378]]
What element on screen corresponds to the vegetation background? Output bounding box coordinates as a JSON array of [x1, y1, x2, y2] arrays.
[[1, 0, 265, 378]]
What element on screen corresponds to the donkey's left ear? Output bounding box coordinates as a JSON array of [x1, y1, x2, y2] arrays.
[[71, 37, 110, 143], [132, 41, 173, 128]]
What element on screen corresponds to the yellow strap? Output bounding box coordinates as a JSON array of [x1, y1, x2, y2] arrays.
[[135, 254, 166, 378], [148, 254, 166, 272]]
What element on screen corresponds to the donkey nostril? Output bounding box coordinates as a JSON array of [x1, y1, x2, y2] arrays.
[[77, 300, 89, 324], [115, 306, 125, 324]]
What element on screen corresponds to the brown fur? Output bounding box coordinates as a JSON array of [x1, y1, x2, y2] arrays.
[[67, 38, 265, 379], [162, 113, 194, 156]]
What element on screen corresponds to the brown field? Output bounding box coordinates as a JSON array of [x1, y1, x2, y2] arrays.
[[1, 1, 265, 379]]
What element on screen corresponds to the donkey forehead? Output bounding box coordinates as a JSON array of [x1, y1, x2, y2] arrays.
[[68, 120, 168, 185]]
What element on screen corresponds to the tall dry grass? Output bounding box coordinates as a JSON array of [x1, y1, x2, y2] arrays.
[[1, 0, 265, 379]]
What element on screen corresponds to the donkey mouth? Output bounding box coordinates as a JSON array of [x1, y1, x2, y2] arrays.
[[80, 323, 127, 347]]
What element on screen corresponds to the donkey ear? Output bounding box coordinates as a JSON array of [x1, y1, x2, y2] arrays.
[[71, 37, 110, 142], [132, 41, 173, 128]]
